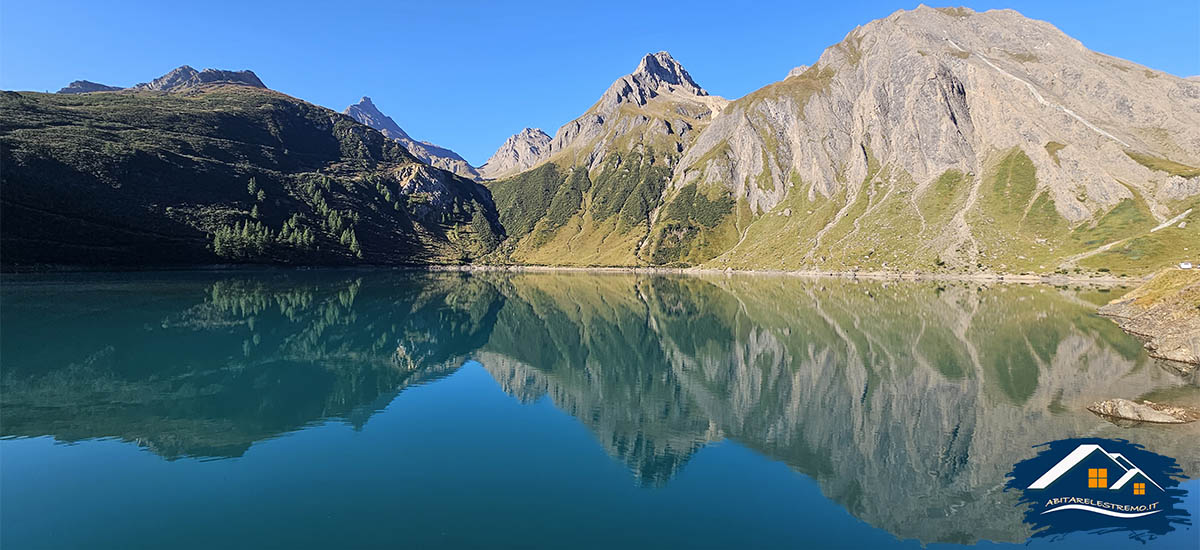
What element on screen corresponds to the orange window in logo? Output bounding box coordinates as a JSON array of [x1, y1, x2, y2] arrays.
[[1088, 468, 1108, 488], [1134, 483, 1146, 495]]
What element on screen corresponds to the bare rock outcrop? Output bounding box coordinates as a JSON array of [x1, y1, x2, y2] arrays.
[[1088, 398, 1200, 424], [477, 128, 551, 180], [131, 65, 265, 91], [56, 80, 121, 94]]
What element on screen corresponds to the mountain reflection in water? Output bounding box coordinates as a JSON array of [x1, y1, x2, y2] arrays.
[[2, 271, 1196, 546]]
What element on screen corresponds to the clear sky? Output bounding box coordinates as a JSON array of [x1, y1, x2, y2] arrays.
[[3, 1, 1198, 165]]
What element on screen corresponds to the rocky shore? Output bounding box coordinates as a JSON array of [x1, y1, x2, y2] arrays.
[[1099, 269, 1200, 366]]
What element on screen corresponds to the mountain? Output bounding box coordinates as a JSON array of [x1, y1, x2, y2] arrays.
[[56, 80, 121, 94], [641, 6, 1200, 273], [1, 76, 502, 268], [131, 65, 266, 91], [344, 96, 480, 180], [477, 127, 552, 180], [485, 51, 729, 266]]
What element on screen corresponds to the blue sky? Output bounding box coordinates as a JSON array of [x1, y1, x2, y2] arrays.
[[3, 1, 1197, 164]]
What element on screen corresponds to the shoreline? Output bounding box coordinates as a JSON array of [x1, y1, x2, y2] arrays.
[[430, 264, 1140, 286], [2, 262, 1142, 286]]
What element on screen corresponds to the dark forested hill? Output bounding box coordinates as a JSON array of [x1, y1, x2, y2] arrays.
[[0, 85, 502, 268]]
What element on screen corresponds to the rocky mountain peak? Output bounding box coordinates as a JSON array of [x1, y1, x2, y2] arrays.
[[132, 66, 266, 92], [634, 51, 706, 96], [56, 80, 122, 94], [343, 96, 478, 180], [478, 128, 552, 180], [599, 51, 710, 113], [344, 96, 411, 141]]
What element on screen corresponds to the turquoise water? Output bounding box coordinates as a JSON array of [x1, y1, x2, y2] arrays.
[[1, 271, 1196, 549]]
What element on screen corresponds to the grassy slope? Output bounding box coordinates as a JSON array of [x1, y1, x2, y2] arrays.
[[0, 87, 500, 268], [685, 146, 1194, 276], [487, 146, 675, 266]]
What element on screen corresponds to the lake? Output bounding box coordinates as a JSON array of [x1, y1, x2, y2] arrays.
[[1, 271, 1196, 549]]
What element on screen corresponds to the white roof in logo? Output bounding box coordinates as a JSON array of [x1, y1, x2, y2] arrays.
[[1027, 444, 1163, 491]]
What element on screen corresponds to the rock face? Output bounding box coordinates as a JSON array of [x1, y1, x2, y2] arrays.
[[644, 6, 1200, 271], [131, 65, 266, 91], [343, 96, 480, 181], [56, 80, 121, 94], [485, 51, 729, 266], [643, 6, 1200, 270], [1099, 269, 1200, 365], [1088, 399, 1200, 424], [477, 128, 552, 180]]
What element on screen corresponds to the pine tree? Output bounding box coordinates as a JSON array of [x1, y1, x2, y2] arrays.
[[349, 231, 363, 259]]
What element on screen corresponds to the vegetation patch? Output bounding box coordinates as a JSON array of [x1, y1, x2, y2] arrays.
[[1125, 150, 1200, 178], [650, 183, 737, 265], [1044, 142, 1066, 166]]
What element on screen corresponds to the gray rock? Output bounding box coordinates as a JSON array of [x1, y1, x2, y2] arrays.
[[56, 80, 121, 94], [1088, 398, 1200, 424], [478, 128, 552, 180], [344, 96, 480, 181], [131, 65, 265, 92]]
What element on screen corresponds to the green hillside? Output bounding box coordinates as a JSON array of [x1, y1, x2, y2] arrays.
[[0, 86, 502, 268]]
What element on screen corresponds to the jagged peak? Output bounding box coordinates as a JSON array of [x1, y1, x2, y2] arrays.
[[633, 51, 707, 97], [478, 127, 553, 179], [633, 51, 704, 93], [597, 51, 710, 113], [514, 127, 550, 140], [56, 80, 121, 94], [133, 65, 265, 92], [343, 96, 410, 141]]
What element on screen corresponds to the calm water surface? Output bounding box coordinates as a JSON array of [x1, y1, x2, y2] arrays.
[[1, 271, 1197, 549]]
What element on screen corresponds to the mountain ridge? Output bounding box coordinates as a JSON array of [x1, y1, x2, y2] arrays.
[[483, 6, 1198, 276], [132, 65, 266, 92], [10, 7, 1200, 275], [1, 83, 503, 269], [343, 96, 481, 180]]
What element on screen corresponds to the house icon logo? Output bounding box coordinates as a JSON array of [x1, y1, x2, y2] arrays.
[[1005, 438, 1190, 541]]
